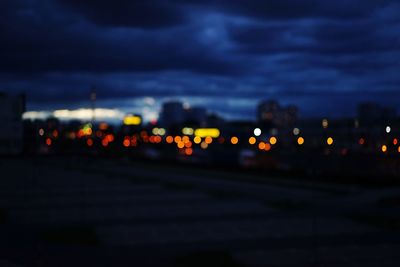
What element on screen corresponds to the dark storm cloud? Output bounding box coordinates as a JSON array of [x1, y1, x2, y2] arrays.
[[1, 0, 400, 117]]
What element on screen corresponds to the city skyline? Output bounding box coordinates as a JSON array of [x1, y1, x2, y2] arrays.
[[1, 0, 400, 118]]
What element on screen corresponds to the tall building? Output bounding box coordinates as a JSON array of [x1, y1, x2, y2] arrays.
[[160, 101, 186, 128], [0, 92, 25, 154]]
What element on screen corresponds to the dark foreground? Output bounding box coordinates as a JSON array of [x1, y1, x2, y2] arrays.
[[1, 157, 400, 266]]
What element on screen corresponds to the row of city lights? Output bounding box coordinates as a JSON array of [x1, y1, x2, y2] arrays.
[[40, 125, 400, 155]]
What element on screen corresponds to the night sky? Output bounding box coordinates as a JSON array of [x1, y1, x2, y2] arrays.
[[1, 0, 400, 121]]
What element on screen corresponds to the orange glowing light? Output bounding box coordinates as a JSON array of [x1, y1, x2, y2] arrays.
[[269, 136, 277, 145], [102, 139, 109, 147], [359, 138, 365, 145], [194, 136, 202, 144], [230, 136, 239, 145], [46, 138, 52, 146], [185, 148, 193, 156], [87, 138, 93, 146], [258, 142, 266, 150], [123, 139, 130, 147], [52, 130, 59, 138], [205, 136, 213, 144], [177, 141, 185, 149], [398, 146, 400, 153], [166, 136, 174, 143], [264, 143, 271, 151], [249, 137, 256, 145], [297, 137, 305, 145], [106, 134, 114, 142], [185, 141, 192, 148], [381, 145, 387, 153], [182, 136, 190, 143], [174, 136, 182, 143]]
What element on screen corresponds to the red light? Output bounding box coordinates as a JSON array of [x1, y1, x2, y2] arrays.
[[123, 139, 130, 147], [102, 139, 109, 147], [46, 138, 52, 146], [87, 138, 93, 146]]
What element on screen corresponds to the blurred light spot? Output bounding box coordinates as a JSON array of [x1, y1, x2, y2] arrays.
[[382, 145, 387, 153], [200, 142, 208, 149], [293, 128, 300, 135], [264, 143, 271, 151], [123, 115, 141, 126], [46, 138, 52, 146], [359, 138, 365, 145], [248, 137, 256, 145], [194, 136, 201, 144], [166, 136, 174, 144], [182, 127, 194, 135], [253, 128, 261, 136], [258, 142, 266, 150], [39, 128, 44, 136], [297, 137, 305, 145], [386, 126, 391, 133], [322, 119, 329, 129], [185, 148, 193, 156], [87, 138, 93, 147], [230, 136, 239, 145], [327, 137, 334, 146], [269, 136, 277, 145], [194, 128, 220, 138], [205, 136, 213, 144]]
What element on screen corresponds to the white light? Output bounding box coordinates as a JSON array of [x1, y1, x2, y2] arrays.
[[293, 128, 300, 135], [386, 126, 391, 133], [254, 128, 262, 136]]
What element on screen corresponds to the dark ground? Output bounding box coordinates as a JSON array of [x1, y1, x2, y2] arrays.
[[1, 156, 400, 266]]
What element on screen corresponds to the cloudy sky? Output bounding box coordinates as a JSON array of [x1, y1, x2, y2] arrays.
[[1, 0, 400, 121]]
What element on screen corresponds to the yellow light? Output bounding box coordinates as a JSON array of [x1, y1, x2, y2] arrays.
[[194, 128, 220, 138], [182, 127, 194, 135], [248, 137, 256, 145], [327, 137, 334, 146], [231, 136, 239, 145], [123, 115, 141, 125], [269, 136, 277, 145], [194, 136, 202, 144], [382, 145, 387, 153], [297, 137, 305, 145]]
